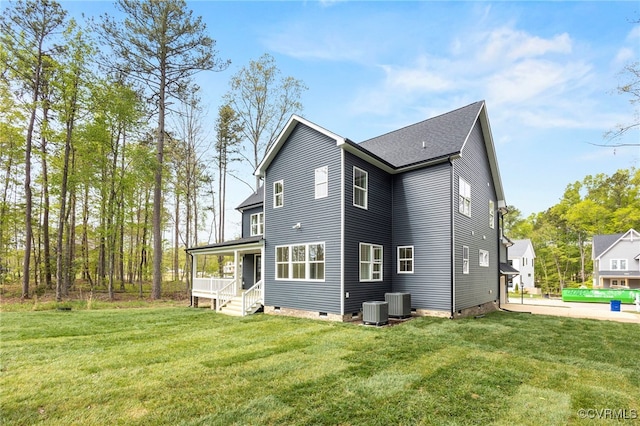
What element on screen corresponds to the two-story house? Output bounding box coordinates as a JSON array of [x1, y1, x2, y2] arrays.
[[592, 229, 640, 289], [508, 239, 536, 292], [186, 100, 513, 320]]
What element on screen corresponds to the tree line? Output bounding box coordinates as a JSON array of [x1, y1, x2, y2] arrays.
[[505, 168, 640, 294], [0, 0, 305, 300]]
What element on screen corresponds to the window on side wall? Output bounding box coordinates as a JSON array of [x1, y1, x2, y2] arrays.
[[353, 167, 368, 209], [274, 180, 283, 208], [275, 243, 325, 281], [250, 212, 264, 236], [489, 200, 495, 229], [315, 166, 328, 199], [459, 177, 471, 216], [360, 242, 382, 281], [611, 259, 627, 270], [462, 246, 469, 274], [397, 246, 414, 274], [479, 249, 489, 267]]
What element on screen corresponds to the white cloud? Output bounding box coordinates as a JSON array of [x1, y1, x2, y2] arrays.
[[479, 28, 572, 63], [627, 25, 640, 41]]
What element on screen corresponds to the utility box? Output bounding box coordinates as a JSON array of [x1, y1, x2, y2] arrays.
[[385, 292, 411, 318], [362, 301, 388, 326]]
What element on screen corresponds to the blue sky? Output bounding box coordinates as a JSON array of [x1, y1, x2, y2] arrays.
[[63, 1, 639, 238]]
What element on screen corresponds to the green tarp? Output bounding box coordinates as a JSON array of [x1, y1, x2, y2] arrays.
[[561, 288, 640, 304]]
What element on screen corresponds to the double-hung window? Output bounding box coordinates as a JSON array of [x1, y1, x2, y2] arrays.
[[459, 177, 471, 216], [274, 180, 283, 208], [360, 243, 382, 281], [315, 166, 328, 199], [353, 167, 368, 209], [250, 212, 264, 236], [397, 246, 414, 274], [611, 259, 627, 270], [489, 200, 495, 229], [479, 249, 489, 267], [462, 246, 469, 274], [275, 243, 325, 281]]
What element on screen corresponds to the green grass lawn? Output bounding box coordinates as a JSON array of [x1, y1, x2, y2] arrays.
[[1, 308, 639, 425]]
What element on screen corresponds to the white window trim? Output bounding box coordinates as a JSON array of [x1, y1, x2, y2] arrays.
[[479, 249, 489, 267], [273, 180, 283, 208], [459, 177, 471, 217], [397, 246, 414, 274], [360, 242, 382, 282], [610, 259, 627, 271], [462, 246, 469, 274], [315, 166, 328, 199], [353, 166, 368, 210], [250, 212, 264, 236], [489, 200, 495, 229], [275, 242, 325, 282]]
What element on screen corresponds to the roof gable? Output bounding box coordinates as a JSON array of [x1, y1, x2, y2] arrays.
[[509, 239, 535, 259], [236, 189, 264, 211], [593, 229, 640, 260]]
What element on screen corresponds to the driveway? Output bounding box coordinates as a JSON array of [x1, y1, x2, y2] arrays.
[[502, 296, 640, 324]]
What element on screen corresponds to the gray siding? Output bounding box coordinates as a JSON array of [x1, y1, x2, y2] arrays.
[[454, 121, 500, 311], [391, 162, 452, 311], [242, 254, 255, 289], [241, 206, 263, 239], [343, 153, 393, 314], [264, 123, 342, 313]]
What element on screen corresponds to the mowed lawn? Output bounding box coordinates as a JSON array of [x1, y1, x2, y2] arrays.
[[1, 308, 639, 425]]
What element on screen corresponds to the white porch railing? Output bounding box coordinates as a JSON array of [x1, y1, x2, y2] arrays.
[[216, 279, 238, 311], [242, 279, 264, 316], [192, 277, 234, 297]]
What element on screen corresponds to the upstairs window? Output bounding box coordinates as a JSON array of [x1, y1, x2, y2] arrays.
[[274, 180, 283, 208], [353, 167, 368, 209], [489, 200, 495, 229], [479, 249, 489, 267], [397, 246, 414, 274], [459, 177, 471, 216], [360, 243, 382, 281], [250, 212, 264, 236], [315, 166, 328, 199], [611, 259, 627, 270]]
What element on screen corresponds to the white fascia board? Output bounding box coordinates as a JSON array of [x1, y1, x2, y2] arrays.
[[255, 115, 345, 177], [336, 139, 395, 174], [188, 241, 264, 256]]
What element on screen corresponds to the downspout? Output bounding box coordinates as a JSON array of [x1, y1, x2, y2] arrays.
[[449, 156, 455, 319]]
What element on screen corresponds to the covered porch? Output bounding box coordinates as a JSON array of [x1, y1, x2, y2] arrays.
[[186, 236, 264, 316]]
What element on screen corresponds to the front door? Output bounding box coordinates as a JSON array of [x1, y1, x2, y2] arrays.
[[254, 255, 262, 284]]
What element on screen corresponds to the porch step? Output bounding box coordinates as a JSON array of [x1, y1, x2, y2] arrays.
[[219, 295, 262, 317]]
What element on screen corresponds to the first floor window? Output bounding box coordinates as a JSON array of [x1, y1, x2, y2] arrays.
[[479, 249, 489, 267], [611, 259, 627, 270], [360, 243, 382, 281], [397, 246, 414, 274], [459, 177, 471, 216], [274, 180, 283, 208], [275, 243, 325, 281], [462, 246, 469, 274], [276, 246, 289, 279], [250, 212, 264, 236]]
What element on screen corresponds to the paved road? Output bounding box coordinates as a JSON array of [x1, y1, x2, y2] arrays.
[[502, 296, 640, 324]]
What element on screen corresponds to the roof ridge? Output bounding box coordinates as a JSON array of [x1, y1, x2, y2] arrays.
[[360, 100, 484, 144]]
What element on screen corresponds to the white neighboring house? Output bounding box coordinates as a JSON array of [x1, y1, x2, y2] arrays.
[[592, 229, 640, 289], [508, 239, 536, 291]]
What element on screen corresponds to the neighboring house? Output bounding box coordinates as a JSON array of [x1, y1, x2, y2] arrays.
[[508, 239, 535, 291], [186, 101, 513, 320], [592, 229, 640, 289]]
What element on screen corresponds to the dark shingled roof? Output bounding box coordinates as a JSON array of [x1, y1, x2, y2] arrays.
[[358, 101, 484, 168], [236, 189, 264, 211], [186, 236, 263, 253], [593, 233, 625, 258]]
